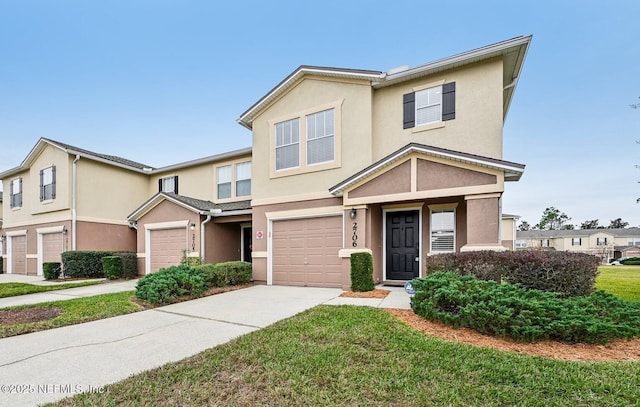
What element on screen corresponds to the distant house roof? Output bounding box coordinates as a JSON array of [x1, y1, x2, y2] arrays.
[[237, 35, 532, 129], [329, 142, 525, 196], [127, 192, 251, 222], [517, 228, 640, 239]]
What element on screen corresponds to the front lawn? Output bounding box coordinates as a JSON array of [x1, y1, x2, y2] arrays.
[[597, 265, 640, 302], [0, 281, 102, 298], [52, 305, 639, 407], [0, 291, 141, 338]]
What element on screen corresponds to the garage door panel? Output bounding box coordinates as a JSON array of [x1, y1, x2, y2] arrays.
[[11, 235, 27, 274], [272, 216, 343, 288], [150, 228, 186, 273], [43, 233, 64, 264]]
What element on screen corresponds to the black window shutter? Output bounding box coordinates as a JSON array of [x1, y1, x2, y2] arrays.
[[442, 82, 456, 121], [51, 166, 56, 199], [173, 176, 179, 195], [403, 92, 415, 129], [9, 180, 14, 208], [158, 178, 163, 192], [18, 178, 22, 207], [39, 169, 44, 201]]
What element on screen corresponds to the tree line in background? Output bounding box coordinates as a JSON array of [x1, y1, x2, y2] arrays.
[[517, 207, 631, 231]]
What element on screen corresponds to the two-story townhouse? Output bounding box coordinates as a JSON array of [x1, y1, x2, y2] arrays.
[[127, 148, 253, 274], [0, 138, 150, 275], [238, 36, 531, 289], [516, 228, 640, 262]]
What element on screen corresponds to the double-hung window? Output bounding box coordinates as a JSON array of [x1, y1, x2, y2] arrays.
[[275, 118, 300, 171], [403, 82, 455, 129], [430, 208, 455, 253], [159, 176, 178, 194], [10, 178, 22, 208], [597, 237, 608, 246], [235, 162, 251, 197], [40, 166, 56, 201], [217, 165, 232, 199], [306, 109, 335, 165], [572, 238, 582, 246]]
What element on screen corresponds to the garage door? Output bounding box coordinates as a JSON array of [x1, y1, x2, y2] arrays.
[[11, 235, 27, 274], [42, 233, 64, 264], [272, 216, 343, 287], [149, 228, 186, 273]]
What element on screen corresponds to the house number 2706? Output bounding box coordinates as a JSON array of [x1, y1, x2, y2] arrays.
[[352, 222, 358, 247]]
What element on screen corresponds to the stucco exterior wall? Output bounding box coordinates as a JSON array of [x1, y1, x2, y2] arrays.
[[465, 196, 500, 246], [76, 221, 136, 252], [372, 58, 504, 160]]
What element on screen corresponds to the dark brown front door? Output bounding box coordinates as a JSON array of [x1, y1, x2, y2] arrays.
[[386, 210, 419, 280]]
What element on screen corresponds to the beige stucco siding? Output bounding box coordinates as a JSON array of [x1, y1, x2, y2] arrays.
[[251, 76, 374, 202], [372, 58, 504, 160]]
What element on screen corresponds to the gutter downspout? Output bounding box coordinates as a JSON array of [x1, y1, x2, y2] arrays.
[[72, 155, 80, 250], [200, 213, 213, 262]]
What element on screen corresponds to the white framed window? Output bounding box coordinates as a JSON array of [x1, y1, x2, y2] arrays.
[[10, 178, 22, 208], [515, 240, 527, 248], [235, 162, 251, 197], [217, 165, 232, 199], [275, 118, 300, 171], [541, 239, 551, 247], [597, 237, 608, 246], [430, 208, 455, 253], [159, 176, 178, 194], [306, 109, 335, 165], [572, 238, 581, 246], [628, 239, 640, 246], [40, 166, 56, 201], [415, 85, 442, 126]]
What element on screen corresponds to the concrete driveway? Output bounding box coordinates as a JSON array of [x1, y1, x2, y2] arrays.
[[0, 281, 411, 406]]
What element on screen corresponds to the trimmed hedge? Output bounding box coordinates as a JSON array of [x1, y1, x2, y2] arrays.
[[114, 252, 138, 279], [135, 265, 207, 304], [426, 251, 601, 297], [621, 257, 640, 265], [43, 262, 61, 280], [102, 256, 122, 280], [411, 272, 640, 344], [350, 252, 374, 292], [194, 261, 252, 288], [61, 251, 137, 278]]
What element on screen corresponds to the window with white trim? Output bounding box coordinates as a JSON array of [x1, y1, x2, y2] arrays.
[[572, 238, 582, 246], [515, 240, 527, 248], [416, 86, 442, 126], [541, 239, 551, 247], [597, 237, 608, 246], [40, 166, 56, 201], [235, 162, 251, 197], [275, 118, 300, 171], [306, 109, 335, 165], [628, 239, 640, 246], [10, 178, 22, 208], [430, 208, 455, 253], [159, 176, 178, 194], [217, 165, 232, 199]]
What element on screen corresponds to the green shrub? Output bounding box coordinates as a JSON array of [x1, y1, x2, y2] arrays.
[[135, 265, 207, 304], [194, 261, 252, 288], [43, 262, 61, 280], [62, 251, 137, 278], [426, 251, 600, 297], [411, 272, 640, 344], [102, 256, 122, 280], [115, 252, 138, 279], [621, 257, 640, 265], [350, 252, 374, 292]]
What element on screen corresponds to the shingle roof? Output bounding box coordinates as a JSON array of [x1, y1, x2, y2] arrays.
[[43, 138, 154, 170]]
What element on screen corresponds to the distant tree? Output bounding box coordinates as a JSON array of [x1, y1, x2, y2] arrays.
[[581, 219, 600, 229], [631, 96, 640, 109], [517, 220, 531, 231], [561, 224, 575, 230], [608, 218, 629, 229], [535, 207, 571, 231]]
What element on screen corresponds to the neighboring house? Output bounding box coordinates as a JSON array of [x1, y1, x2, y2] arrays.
[[0, 139, 253, 276], [516, 228, 640, 263], [501, 213, 520, 251], [238, 36, 531, 288]]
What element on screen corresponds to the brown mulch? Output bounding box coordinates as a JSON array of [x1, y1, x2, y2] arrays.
[[386, 309, 640, 362], [340, 289, 390, 299], [0, 307, 63, 325]]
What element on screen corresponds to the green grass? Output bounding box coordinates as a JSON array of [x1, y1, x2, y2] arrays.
[[0, 281, 102, 298], [50, 305, 639, 407], [597, 266, 640, 302], [0, 291, 141, 338]]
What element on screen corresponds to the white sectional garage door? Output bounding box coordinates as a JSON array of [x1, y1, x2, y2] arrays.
[[10, 235, 27, 274], [149, 228, 186, 273], [272, 216, 343, 287]]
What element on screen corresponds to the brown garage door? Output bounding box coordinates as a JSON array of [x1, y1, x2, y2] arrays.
[[150, 228, 186, 273], [272, 216, 343, 287], [11, 235, 27, 274], [42, 233, 64, 264]]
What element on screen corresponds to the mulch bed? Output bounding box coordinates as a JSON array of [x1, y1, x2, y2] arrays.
[[0, 307, 63, 325], [339, 289, 390, 299]]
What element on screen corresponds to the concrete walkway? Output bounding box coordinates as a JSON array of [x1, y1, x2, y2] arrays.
[[0, 282, 411, 406]]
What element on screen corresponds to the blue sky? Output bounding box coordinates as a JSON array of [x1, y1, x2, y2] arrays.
[[1, 1, 639, 228]]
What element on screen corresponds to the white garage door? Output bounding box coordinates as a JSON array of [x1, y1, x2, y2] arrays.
[[11, 235, 27, 274], [149, 228, 186, 273], [272, 216, 343, 288], [42, 233, 64, 264]]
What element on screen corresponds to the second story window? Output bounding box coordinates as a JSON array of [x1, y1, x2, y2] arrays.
[[275, 118, 300, 171], [403, 82, 455, 129], [10, 178, 22, 208], [541, 239, 550, 247], [40, 166, 56, 201], [572, 238, 582, 246], [306, 109, 335, 165], [235, 162, 251, 197], [431, 208, 455, 253], [159, 176, 178, 194], [597, 237, 608, 246], [217, 165, 232, 199]]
